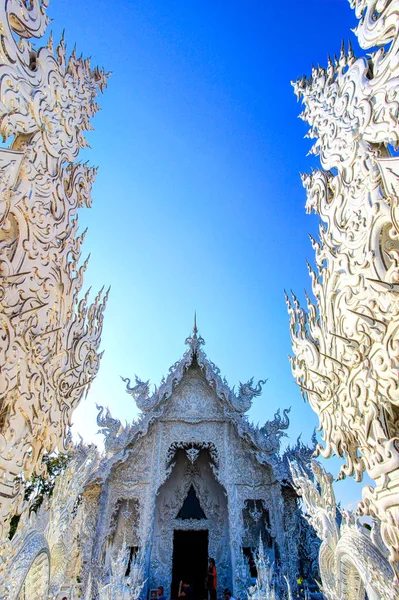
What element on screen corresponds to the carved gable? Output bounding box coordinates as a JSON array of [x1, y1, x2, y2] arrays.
[[162, 364, 226, 422]]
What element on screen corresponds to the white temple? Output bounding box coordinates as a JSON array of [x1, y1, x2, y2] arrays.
[[4, 1, 399, 598], [83, 322, 314, 599], [6, 323, 318, 599]]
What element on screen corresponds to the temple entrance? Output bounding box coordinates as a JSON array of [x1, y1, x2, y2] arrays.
[[171, 530, 208, 600], [152, 446, 231, 595]]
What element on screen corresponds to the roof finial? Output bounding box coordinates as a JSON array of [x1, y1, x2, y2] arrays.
[[185, 311, 204, 349]]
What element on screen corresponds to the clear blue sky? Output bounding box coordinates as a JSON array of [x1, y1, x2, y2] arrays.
[[47, 0, 369, 509]]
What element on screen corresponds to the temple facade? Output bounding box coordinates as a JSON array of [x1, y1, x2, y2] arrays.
[[79, 324, 316, 599], [7, 324, 318, 599]]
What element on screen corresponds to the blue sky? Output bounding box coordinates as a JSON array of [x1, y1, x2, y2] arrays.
[[46, 0, 369, 508]]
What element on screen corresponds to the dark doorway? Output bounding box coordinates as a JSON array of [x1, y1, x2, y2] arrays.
[[171, 530, 208, 600]]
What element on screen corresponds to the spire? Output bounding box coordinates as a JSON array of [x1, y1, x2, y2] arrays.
[[185, 311, 205, 351]]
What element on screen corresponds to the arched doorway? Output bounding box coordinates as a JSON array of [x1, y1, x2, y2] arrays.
[[151, 446, 231, 598]]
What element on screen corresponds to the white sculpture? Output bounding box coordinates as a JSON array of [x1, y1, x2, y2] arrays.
[[98, 538, 145, 600], [247, 541, 277, 600], [290, 459, 396, 600], [286, 0, 399, 569], [0, 0, 108, 548], [247, 536, 298, 600]]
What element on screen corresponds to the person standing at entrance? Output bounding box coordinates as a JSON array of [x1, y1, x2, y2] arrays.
[[180, 581, 194, 600], [206, 558, 217, 600], [157, 585, 166, 600], [224, 589, 236, 600]]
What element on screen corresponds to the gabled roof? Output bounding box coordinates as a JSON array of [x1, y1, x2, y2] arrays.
[[120, 321, 266, 415], [94, 321, 292, 483]]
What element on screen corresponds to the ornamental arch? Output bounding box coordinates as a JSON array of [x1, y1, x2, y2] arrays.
[[10, 532, 50, 600], [336, 532, 388, 600], [152, 446, 230, 598], [338, 554, 366, 600]]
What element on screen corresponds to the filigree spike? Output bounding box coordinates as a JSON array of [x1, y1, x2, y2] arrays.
[[288, 0, 399, 578], [0, 1, 108, 584]]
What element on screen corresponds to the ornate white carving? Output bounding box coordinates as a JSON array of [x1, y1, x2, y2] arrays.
[[246, 538, 294, 600], [1, 441, 99, 599], [0, 0, 108, 550], [290, 459, 397, 600], [185, 447, 200, 464], [4, 326, 316, 598], [246, 499, 265, 524], [248, 541, 277, 600], [166, 441, 219, 474], [286, 0, 399, 570], [122, 328, 267, 415], [98, 538, 145, 600]]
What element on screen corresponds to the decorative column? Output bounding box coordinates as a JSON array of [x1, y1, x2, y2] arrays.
[[143, 422, 164, 592], [269, 484, 288, 574], [223, 422, 242, 596], [282, 485, 301, 587], [81, 484, 103, 594]]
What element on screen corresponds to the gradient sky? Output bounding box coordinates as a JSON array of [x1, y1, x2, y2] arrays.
[[45, 0, 370, 509]]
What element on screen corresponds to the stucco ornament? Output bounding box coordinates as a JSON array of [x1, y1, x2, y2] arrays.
[[122, 320, 268, 416], [247, 538, 293, 600], [247, 540, 277, 600], [1, 441, 100, 599], [0, 0, 108, 546], [290, 459, 396, 600], [286, 0, 399, 569], [98, 538, 145, 600], [117, 325, 287, 468]]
